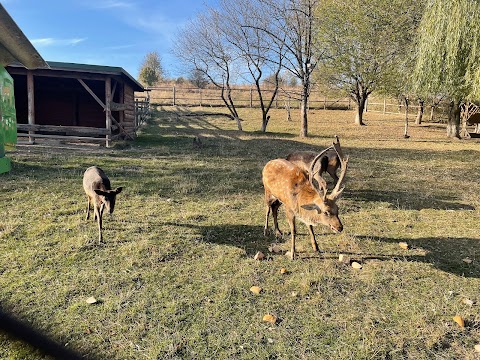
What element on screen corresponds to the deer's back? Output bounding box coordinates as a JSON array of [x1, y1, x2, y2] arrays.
[[83, 166, 111, 195], [263, 159, 316, 203]]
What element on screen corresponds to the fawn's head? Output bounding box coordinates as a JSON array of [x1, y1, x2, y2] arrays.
[[94, 187, 123, 213]]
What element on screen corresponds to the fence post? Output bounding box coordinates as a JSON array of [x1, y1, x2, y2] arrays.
[[383, 97, 386, 114], [324, 96, 327, 110], [173, 86, 176, 106], [199, 88, 202, 107], [348, 98, 351, 110], [250, 87, 253, 108]]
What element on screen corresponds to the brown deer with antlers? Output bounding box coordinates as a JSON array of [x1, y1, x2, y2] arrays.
[[286, 135, 342, 190], [262, 137, 348, 259]]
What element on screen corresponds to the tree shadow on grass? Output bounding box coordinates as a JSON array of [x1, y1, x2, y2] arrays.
[[353, 189, 476, 211], [355, 235, 480, 278]]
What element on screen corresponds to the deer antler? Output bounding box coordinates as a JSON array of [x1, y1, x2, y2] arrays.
[[329, 136, 348, 200], [309, 145, 334, 198]]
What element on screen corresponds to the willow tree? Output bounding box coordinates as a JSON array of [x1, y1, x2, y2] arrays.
[[412, 0, 480, 138], [315, 0, 422, 125]]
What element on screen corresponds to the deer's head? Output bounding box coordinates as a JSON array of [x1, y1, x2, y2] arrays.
[[94, 187, 123, 214], [299, 138, 348, 232]]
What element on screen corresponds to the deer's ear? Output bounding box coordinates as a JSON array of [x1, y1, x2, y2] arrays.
[[94, 189, 108, 196], [115, 187, 123, 194], [301, 204, 319, 211]]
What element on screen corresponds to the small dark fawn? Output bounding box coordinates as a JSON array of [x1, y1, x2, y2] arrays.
[[83, 166, 123, 243]]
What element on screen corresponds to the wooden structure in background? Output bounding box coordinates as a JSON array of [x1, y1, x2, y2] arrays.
[[6, 61, 145, 147], [460, 102, 480, 138]]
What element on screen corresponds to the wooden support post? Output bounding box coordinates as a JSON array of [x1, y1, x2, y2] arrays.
[[383, 97, 386, 114], [105, 77, 112, 147], [250, 87, 253, 108], [173, 86, 176, 106], [27, 71, 35, 143]]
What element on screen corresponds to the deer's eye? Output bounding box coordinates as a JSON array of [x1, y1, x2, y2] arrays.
[[323, 211, 330, 217]]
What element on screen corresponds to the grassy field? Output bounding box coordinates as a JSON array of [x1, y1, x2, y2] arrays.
[[1, 106, 480, 359]]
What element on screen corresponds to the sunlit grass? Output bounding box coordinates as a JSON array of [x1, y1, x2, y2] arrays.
[[1, 106, 480, 359]]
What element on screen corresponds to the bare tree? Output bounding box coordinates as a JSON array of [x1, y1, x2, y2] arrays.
[[251, 0, 321, 137], [218, 0, 287, 132], [173, 9, 243, 130]]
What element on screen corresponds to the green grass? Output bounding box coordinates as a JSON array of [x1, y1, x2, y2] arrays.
[[1, 106, 480, 359]]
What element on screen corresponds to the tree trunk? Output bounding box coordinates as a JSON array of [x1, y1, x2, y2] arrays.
[[354, 95, 366, 125], [261, 115, 270, 132], [415, 99, 424, 125], [299, 81, 309, 137], [447, 100, 461, 138]]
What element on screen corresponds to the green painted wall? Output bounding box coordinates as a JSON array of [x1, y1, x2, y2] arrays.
[[0, 66, 17, 174]]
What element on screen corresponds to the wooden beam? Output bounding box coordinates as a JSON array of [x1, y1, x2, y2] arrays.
[[105, 77, 112, 147], [17, 124, 110, 136], [78, 79, 106, 109], [17, 133, 107, 142]]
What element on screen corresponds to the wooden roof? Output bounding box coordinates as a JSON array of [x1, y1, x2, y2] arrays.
[[8, 61, 145, 92], [0, 4, 48, 69]]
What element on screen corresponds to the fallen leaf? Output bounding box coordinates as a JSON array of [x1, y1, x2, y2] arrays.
[[462, 298, 474, 306], [280, 268, 288, 274], [351, 261, 363, 270], [250, 286, 263, 295], [262, 314, 277, 324], [399, 242, 409, 250], [86, 297, 97, 304], [453, 315, 465, 328], [462, 257, 473, 264], [475, 344, 480, 353], [254, 251, 265, 260]]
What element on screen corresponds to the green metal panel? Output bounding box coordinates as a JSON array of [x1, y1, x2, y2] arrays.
[[0, 65, 16, 174]]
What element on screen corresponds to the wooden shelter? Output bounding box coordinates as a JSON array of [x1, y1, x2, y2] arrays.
[[6, 61, 145, 147]]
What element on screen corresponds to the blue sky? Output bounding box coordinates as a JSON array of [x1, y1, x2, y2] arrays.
[[2, 0, 217, 79]]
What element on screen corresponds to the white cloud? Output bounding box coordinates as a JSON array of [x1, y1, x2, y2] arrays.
[[31, 38, 87, 47], [88, 0, 135, 9]]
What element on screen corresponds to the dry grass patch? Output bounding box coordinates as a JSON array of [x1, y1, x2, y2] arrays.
[[1, 106, 480, 359]]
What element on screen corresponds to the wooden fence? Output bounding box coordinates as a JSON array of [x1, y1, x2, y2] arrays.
[[366, 97, 451, 122], [134, 95, 150, 129], [147, 86, 352, 110]]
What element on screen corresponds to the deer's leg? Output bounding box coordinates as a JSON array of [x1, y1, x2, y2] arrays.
[[264, 205, 271, 237], [286, 210, 296, 260], [329, 169, 339, 186], [308, 225, 321, 253], [85, 196, 91, 220], [95, 204, 105, 243], [271, 200, 282, 238]]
